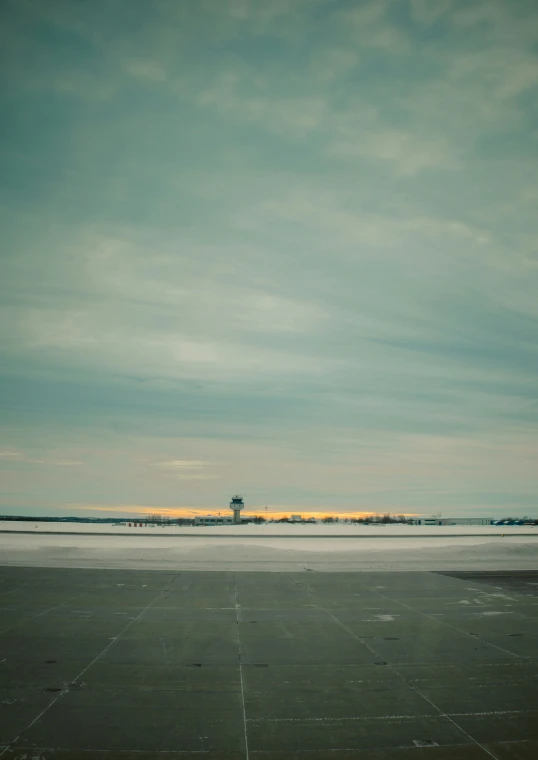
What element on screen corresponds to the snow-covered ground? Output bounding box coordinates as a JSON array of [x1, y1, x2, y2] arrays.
[[1, 522, 537, 571], [1, 521, 536, 536]]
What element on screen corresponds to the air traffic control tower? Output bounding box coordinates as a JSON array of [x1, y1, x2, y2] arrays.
[[229, 495, 244, 524]]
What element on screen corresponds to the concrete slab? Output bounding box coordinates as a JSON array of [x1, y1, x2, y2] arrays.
[[82, 663, 241, 692], [0, 689, 57, 744], [0, 634, 116, 663], [45, 607, 146, 624], [0, 659, 95, 689], [0, 566, 537, 758], [120, 620, 238, 640], [478, 633, 538, 658], [411, 680, 536, 714], [246, 715, 478, 752], [11, 615, 134, 638], [453, 711, 538, 743], [354, 632, 519, 665], [248, 749, 496, 759], [17, 689, 246, 753], [237, 621, 357, 641], [98, 636, 240, 666], [484, 741, 538, 759], [144, 607, 237, 622], [238, 607, 333, 622], [244, 682, 438, 721], [396, 660, 538, 686], [437, 571, 538, 598], [2, 751, 244, 760], [240, 637, 380, 666]]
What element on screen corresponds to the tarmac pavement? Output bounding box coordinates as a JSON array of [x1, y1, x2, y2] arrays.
[[0, 566, 537, 759]]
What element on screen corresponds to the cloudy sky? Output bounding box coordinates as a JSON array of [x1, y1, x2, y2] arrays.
[[1, 0, 537, 519]]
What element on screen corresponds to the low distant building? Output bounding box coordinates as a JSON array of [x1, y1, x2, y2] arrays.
[[290, 515, 302, 522], [411, 517, 493, 526], [194, 515, 234, 526]]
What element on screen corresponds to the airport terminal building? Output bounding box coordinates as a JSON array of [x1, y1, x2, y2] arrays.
[[194, 515, 234, 526]]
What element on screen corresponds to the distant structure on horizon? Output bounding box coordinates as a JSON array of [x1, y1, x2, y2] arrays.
[[230, 495, 245, 525], [411, 516, 493, 526], [194, 514, 233, 526]]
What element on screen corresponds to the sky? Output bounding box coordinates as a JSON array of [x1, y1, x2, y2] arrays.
[[1, 0, 538, 520]]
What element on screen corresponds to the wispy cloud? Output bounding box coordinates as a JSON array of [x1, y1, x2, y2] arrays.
[[0, 450, 23, 459], [329, 128, 461, 175], [50, 460, 84, 467], [149, 460, 217, 480], [0, 450, 83, 467], [151, 460, 208, 469]]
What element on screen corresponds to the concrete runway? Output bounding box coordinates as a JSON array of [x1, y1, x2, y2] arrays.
[[1, 566, 538, 758]]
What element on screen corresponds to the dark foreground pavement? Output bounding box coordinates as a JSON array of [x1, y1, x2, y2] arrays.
[[1, 567, 537, 760]]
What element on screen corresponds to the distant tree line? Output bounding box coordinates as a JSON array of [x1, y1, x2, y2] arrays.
[[3, 513, 536, 526], [0, 514, 198, 525], [0, 515, 125, 523], [267, 514, 412, 524]]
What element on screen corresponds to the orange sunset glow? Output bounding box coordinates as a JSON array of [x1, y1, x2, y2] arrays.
[[65, 504, 419, 520]]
